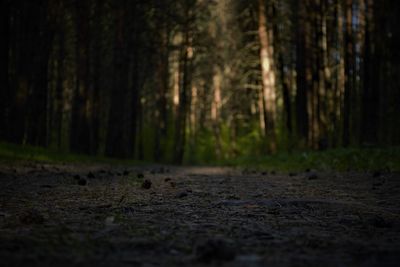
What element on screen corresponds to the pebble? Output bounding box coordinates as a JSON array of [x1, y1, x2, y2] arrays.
[[195, 238, 236, 263], [78, 178, 87, 186], [307, 173, 318, 180], [176, 191, 188, 198], [142, 179, 152, 189]]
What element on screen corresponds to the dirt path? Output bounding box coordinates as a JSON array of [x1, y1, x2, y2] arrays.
[[0, 163, 399, 266]]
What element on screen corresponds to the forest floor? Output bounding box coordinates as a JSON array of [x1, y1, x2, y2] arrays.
[[0, 162, 399, 267]]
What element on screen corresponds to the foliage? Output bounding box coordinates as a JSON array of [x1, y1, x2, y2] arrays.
[[0, 142, 141, 166], [1, 0, 399, 164], [2, 140, 397, 172], [225, 147, 400, 172]]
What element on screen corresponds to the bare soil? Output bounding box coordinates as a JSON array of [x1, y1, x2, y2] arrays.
[[0, 163, 399, 266]]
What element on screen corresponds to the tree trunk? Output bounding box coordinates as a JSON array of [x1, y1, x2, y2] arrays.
[[0, 0, 10, 140], [154, 17, 169, 162], [258, 0, 277, 153], [342, 0, 353, 147], [174, 16, 192, 164], [271, 2, 292, 139], [211, 66, 223, 160], [105, 2, 131, 158], [295, 0, 309, 148], [70, 0, 91, 153], [361, 0, 380, 145]]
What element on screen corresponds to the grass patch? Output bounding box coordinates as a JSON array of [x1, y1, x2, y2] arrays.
[[0, 141, 143, 166], [1, 141, 399, 172], [224, 147, 400, 172]]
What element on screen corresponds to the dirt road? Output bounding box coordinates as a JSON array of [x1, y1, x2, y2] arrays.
[[1, 163, 399, 266]]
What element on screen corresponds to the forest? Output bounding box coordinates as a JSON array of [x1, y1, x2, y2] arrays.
[[1, 0, 399, 164], [1, 0, 400, 266]]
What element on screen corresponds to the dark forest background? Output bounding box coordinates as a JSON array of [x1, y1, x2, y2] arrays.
[[1, 0, 399, 164]]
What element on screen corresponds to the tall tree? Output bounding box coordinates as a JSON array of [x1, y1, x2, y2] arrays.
[[295, 0, 310, 148], [0, 0, 10, 140], [258, 0, 277, 153]]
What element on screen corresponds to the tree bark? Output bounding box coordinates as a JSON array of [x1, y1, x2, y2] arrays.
[[342, 0, 353, 147], [258, 0, 277, 153], [0, 0, 10, 140], [295, 0, 309, 147]]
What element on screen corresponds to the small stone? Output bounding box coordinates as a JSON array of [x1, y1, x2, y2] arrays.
[[142, 179, 152, 189], [165, 177, 172, 182], [40, 184, 54, 189], [78, 178, 87, 186], [261, 171, 268, 176], [307, 173, 318, 180], [219, 178, 230, 185], [195, 238, 236, 263], [226, 194, 240, 200], [170, 181, 176, 188], [236, 254, 263, 264], [176, 191, 188, 198], [87, 172, 95, 179]]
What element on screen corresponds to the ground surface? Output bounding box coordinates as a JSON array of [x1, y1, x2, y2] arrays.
[[0, 163, 399, 266]]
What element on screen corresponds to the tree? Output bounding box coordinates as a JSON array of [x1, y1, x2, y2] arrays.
[[258, 0, 277, 153]]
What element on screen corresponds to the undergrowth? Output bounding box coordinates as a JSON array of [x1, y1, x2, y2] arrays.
[[0, 141, 398, 172], [224, 147, 400, 172]]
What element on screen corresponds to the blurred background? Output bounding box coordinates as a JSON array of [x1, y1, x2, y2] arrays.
[[1, 0, 399, 164]]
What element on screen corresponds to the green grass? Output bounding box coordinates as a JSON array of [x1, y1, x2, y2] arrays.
[[1, 141, 399, 172], [223, 147, 400, 172], [0, 141, 142, 166]]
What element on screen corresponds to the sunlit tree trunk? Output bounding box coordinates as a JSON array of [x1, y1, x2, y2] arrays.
[[258, 0, 277, 153], [174, 4, 193, 163], [258, 89, 265, 136], [211, 66, 222, 160]]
